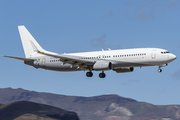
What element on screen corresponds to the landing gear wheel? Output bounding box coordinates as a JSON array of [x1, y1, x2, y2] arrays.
[[86, 72, 93, 77], [99, 72, 106, 78], [158, 69, 162, 73]]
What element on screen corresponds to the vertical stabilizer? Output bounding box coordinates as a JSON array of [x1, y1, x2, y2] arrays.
[[18, 26, 45, 58]]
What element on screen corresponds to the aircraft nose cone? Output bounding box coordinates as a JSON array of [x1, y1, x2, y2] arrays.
[[170, 54, 177, 61]]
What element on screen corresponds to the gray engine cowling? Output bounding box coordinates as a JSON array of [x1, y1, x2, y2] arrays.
[[113, 67, 134, 73], [93, 62, 112, 71]]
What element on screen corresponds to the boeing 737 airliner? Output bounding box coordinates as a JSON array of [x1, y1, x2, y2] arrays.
[[4, 26, 177, 78]]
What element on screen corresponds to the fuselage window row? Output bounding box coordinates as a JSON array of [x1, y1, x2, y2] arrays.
[[49, 53, 148, 62], [77, 53, 147, 60], [113, 53, 146, 58], [50, 60, 60, 62]]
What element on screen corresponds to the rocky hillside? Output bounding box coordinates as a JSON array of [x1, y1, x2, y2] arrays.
[[0, 101, 79, 120], [0, 88, 180, 120]]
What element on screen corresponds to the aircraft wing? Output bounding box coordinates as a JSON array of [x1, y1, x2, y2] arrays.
[[3, 56, 34, 61], [38, 51, 94, 66]]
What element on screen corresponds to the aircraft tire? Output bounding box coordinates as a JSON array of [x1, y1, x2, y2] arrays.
[[158, 69, 162, 73], [99, 73, 106, 78], [86, 72, 93, 77]]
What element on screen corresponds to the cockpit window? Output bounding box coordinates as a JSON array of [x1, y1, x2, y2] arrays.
[[161, 51, 170, 54]]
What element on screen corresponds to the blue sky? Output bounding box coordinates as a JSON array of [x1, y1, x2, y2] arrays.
[[1, 0, 180, 105]]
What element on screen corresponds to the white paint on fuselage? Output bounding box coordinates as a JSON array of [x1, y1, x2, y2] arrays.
[[30, 48, 176, 72], [63, 48, 175, 66]]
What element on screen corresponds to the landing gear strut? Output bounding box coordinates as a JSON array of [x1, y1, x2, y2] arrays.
[[86, 71, 93, 77], [158, 66, 162, 73], [158, 64, 168, 73], [99, 71, 106, 78]]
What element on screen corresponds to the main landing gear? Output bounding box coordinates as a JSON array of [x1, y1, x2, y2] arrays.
[[86, 71, 93, 77], [99, 71, 106, 78], [86, 71, 106, 78]]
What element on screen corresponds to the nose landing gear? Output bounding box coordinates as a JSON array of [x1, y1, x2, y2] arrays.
[[158, 68, 162, 73], [158, 64, 168, 73]]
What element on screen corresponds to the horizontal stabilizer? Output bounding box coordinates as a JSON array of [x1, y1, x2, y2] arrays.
[[3, 56, 34, 61]]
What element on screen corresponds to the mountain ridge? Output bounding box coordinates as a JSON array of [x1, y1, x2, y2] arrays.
[[0, 100, 79, 120], [0, 87, 180, 120]]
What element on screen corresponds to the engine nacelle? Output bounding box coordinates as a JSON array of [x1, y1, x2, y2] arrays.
[[113, 67, 134, 73], [93, 62, 112, 71]]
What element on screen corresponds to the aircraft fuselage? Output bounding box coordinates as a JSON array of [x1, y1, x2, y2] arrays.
[[25, 48, 176, 72]]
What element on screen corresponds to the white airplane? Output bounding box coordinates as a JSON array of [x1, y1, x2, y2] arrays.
[[4, 26, 177, 78]]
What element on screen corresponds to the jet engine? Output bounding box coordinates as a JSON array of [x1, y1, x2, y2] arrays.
[[93, 62, 112, 71], [113, 67, 134, 73]]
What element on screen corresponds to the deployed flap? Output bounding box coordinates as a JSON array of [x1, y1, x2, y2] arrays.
[[3, 56, 34, 61]]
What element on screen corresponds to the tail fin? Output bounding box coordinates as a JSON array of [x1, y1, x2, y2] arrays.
[[18, 26, 45, 58]]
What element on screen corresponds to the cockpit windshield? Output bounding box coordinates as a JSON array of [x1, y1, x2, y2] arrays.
[[161, 51, 170, 54]]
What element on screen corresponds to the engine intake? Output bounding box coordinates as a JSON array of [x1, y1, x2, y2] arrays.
[[93, 62, 112, 71]]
